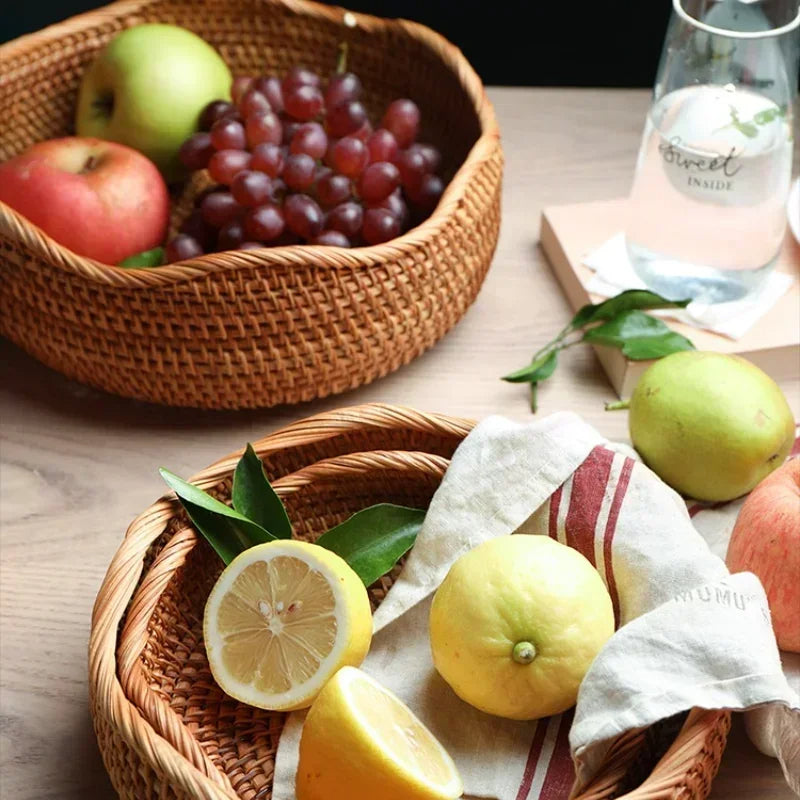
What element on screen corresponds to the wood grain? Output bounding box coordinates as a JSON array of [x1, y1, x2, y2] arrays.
[[0, 87, 797, 800]]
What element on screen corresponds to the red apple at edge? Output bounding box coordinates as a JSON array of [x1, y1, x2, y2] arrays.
[[0, 137, 169, 264], [726, 458, 800, 652]]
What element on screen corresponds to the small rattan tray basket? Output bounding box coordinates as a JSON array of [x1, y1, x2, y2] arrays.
[[0, 0, 502, 409], [89, 403, 730, 800]]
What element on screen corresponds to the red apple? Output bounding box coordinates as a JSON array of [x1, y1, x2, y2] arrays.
[[726, 458, 800, 652], [0, 137, 169, 264]]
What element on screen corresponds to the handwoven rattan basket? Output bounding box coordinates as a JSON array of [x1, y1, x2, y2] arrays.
[[0, 0, 502, 409], [89, 403, 731, 800]]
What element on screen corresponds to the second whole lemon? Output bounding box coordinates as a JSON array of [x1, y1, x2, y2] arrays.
[[429, 535, 614, 720]]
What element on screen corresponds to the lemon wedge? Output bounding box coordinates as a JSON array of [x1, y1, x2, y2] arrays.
[[203, 540, 372, 711], [297, 666, 463, 800]]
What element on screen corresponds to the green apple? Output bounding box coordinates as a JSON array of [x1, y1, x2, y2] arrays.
[[76, 24, 231, 182], [629, 351, 795, 502]]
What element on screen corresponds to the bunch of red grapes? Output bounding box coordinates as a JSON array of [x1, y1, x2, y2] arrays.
[[167, 66, 444, 261]]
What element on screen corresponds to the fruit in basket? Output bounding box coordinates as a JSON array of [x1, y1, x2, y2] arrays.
[[726, 459, 800, 652], [429, 536, 614, 720], [76, 24, 232, 182], [297, 666, 463, 800], [203, 539, 372, 711], [0, 137, 169, 264], [629, 352, 794, 502], [166, 59, 446, 259]]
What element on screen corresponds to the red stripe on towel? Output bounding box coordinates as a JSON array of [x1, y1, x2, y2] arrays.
[[539, 710, 576, 799], [548, 485, 563, 540], [515, 719, 550, 800], [603, 457, 634, 627], [564, 446, 614, 566]]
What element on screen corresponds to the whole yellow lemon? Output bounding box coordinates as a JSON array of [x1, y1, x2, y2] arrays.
[[429, 535, 614, 720]]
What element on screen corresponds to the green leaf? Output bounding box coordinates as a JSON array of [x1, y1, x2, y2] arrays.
[[118, 247, 165, 268], [735, 121, 758, 138], [232, 444, 292, 539], [753, 108, 778, 125], [571, 290, 691, 328], [502, 350, 558, 384], [582, 310, 695, 360], [159, 468, 275, 564], [315, 504, 425, 587]]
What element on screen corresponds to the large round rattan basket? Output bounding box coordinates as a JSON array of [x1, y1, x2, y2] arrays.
[[89, 403, 730, 800], [0, 0, 502, 409]]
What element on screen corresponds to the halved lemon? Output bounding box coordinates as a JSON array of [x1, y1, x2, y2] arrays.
[[297, 666, 463, 800], [203, 540, 372, 711]]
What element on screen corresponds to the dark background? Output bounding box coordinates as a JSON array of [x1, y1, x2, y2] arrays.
[[1, 1, 671, 87]]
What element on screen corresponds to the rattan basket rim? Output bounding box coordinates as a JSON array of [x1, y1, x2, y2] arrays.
[[89, 403, 730, 800], [0, 0, 501, 288]]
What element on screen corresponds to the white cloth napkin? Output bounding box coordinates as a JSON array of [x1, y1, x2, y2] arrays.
[[584, 232, 794, 340], [273, 413, 800, 799]]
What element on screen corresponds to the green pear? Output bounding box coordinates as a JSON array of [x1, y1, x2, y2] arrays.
[[628, 351, 794, 502], [76, 24, 231, 182]]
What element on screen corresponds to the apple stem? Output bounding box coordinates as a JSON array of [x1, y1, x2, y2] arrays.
[[80, 155, 99, 174], [336, 42, 349, 74], [605, 400, 631, 411]]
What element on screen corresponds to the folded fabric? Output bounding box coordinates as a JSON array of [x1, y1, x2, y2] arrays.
[[273, 412, 799, 799]]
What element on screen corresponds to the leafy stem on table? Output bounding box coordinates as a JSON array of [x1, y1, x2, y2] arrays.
[[502, 290, 696, 412]]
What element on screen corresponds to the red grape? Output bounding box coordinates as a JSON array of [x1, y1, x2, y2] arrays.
[[382, 99, 420, 147], [244, 204, 285, 241], [239, 89, 272, 117], [410, 173, 445, 211], [283, 66, 322, 91], [200, 191, 243, 228], [370, 189, 409, 227], [409, 142, 442, 173], [325, 72, 362, 109], [284, 194, 324, 239], [290, 122, 328, 159], [250, 142, 285, 177], [210, 118, 247, 150], [254, 76, 284, 113], [326, 201, 363, 237], [358, 161, 400, 203], [284, 85, 324, 121], [331, 136, 368, 178], [316, 172, 352, 207], [396, 147, 427, 192], [363, 207, 401, 244], [166, 234, 204, 261], [326, 100, 368, 137], [179, 132, 215, 170], [193, 184, 226, 207], [282, 120, 301, 145], [237, 241, 263, 250], [270, 177, 287, 203], [283, 153, 317, 191], [208, 149, 252, 185], [231, 170, 273, 206], [313, 230, 351, 247], [200, 100, 236, 130], [179, 209, 215, 249], [367, 129, 399, 164], [273, 229, 303, 246], [351, 120, 373, 142], [245, 111, 282, 147], [217, 219, 246, 250], [231, 77, 254, 105]]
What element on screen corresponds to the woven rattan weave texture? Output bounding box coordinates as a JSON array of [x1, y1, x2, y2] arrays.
[[0, 0, 502, 409]]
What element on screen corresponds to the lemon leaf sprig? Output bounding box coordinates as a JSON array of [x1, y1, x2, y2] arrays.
[[160, 446, 424, 585]]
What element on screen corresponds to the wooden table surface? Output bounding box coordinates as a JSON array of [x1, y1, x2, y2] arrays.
[[1, 87, 798, 800]]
